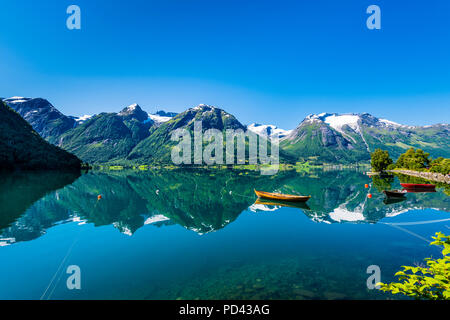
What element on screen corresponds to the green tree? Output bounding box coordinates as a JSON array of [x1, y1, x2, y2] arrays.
[[378, 232, 450, 300], [429, 157, 450, 175], [370, 149, 393, 172], [396, 148, 431, 170]]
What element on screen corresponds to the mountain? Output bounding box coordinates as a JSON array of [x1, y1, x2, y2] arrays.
[[61, 104, 289, 164], [127, 104, 248, 163], [0, 100, 82, 170], [2, 97, 182, 164], [247, 123, 292, 140], [58, 104, 154, 163], [3, 96, 449, 165], [3, 97, 76, 144], [281, 113, 450, 164], [118, 103, 149, 122]]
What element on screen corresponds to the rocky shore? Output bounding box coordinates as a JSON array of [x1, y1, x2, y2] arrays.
[[388, 169, 450, 184]]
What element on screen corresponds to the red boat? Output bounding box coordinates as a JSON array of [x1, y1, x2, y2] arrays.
[[400, 183, 436, 190]]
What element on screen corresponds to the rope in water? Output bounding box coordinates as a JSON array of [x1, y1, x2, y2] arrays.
[[383, 223, 431, 244], [40, 237, 78, 300], [381, 218, 450, 226]]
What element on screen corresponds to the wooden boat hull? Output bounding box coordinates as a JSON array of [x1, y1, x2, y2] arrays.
[[383, 190, 407, 198], [254, 190, 311, 202]]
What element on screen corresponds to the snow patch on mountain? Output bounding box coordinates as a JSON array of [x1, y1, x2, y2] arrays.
[[147, 110, 177, 124], [148, 113, 172, 123], [304, 113, 328, 123], [126, 103, 138, 111], [119, 103, 141, 115], [67, 114, 93, 127], [193, 104, 210, 110], [306, 113, 361, 132], [113, 222, 133, 236], [248, 203, 281, 212], [74, 115, 92, 123], [379, 119, 401, 127], [329, 208, 365, 222], [144, 214, 170, 225], [247, 123, 292, 140], [324, 114, 360, 132], [4, 97, 31, 104]]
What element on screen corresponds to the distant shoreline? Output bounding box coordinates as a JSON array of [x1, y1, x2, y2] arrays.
[[86, 162, 371, 173]]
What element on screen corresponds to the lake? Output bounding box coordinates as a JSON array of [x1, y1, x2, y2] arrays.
[[0, 168, 449, 300]]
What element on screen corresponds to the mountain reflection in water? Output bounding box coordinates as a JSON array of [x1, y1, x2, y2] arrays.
[[1, 168, 450, 300], [0, 169, 448, 245]]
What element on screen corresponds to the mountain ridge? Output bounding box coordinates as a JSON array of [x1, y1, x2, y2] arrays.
[[3, 97, 449, 165], [281, 112, 450, 164], [0, 100, 82, 170]]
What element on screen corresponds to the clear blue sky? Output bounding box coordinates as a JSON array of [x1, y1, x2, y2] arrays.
[[0, 0, 449, 129]]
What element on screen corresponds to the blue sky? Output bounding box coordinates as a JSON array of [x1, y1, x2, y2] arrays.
[[0, 0, 449, 129]]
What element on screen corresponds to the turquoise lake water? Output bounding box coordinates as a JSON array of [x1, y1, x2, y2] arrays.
[[0, 169, 449, 299]]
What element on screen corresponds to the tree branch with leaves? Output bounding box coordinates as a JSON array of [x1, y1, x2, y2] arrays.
[[377, 232, 450, 300]]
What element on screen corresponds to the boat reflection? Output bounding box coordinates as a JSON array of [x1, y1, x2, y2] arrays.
[[383, 197, 407, 205], [253, 198, 310, 210], [405, 189, 437, 193]]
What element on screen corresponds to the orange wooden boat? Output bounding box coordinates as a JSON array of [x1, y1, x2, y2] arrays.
[[254, 189, 311, 202]]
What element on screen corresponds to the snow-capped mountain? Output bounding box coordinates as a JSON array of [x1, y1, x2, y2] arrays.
[[127, 104, 247, 163], [281, 112, 450, 163], [3, 97, 77, 144], [3, 95, 449, 165], [247, 123, 292, 140], [118, 103, 149, 122], [303, 112, 410, 133]]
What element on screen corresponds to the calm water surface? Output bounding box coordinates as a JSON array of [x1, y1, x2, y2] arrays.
[[0, 169, 449, 300]]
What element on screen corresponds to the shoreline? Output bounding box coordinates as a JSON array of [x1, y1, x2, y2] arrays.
[[387, 169, 450, 185]]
